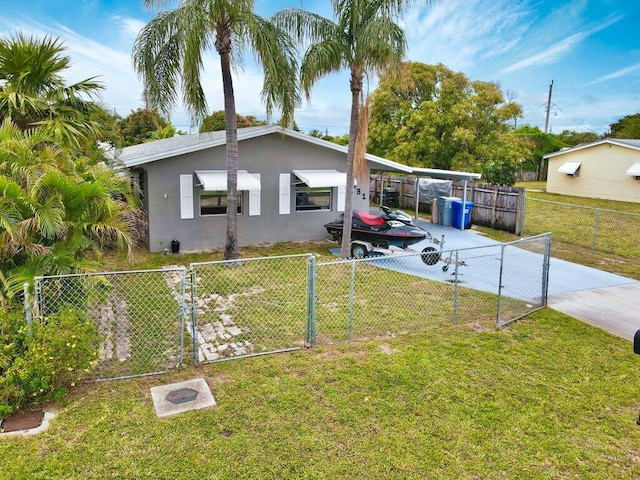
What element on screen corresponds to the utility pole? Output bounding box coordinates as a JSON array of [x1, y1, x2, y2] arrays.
[[544, 80, 554, 133]]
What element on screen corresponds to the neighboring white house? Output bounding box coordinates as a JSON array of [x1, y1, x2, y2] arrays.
[[544, 139, 640, 203]]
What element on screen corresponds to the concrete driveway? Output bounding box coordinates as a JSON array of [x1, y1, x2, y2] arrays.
[[363, 214, 640, 340], [548, 283, 640, 341]]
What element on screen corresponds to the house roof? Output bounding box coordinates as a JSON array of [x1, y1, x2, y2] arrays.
[[544, 138, 640, 159], [117, 126, 482, 180], [118, 125, 414, 173]]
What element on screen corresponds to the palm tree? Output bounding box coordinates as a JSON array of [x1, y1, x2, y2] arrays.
[[134, 0, 299, 260], [274, 0, 431, 257], [0, 32, 105, 148], [0, 119, 138, 307]]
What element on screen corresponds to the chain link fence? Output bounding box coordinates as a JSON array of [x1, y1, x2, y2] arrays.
[[32, 236, 550, 380], [190, 255, 313, 363], [34, 268, 187, 381], [314, 234, 551, 339], [525, 198, 640, 259]]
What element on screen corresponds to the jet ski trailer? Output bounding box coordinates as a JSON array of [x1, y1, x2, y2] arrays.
[[324, 209, 443, 265]]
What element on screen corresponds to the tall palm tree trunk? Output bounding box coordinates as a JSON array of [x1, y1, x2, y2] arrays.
[[340, 68, 363, 258], [217, 24, 240, 261]]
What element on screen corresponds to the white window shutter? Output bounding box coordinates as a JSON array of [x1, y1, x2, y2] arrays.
[[279, 174, 290, 214], [180, 174, 194, 219], [249, 174, 261, 216], [337, 184, 346, 212]]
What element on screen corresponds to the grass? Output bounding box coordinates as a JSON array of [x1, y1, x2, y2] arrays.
[[484, 183, 640, 279], [2, 309, 639, 479], [4, 236, 640, 477]]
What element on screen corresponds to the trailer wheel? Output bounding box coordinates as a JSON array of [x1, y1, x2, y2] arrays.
[[350, 243, 368, 259], [421, 246, 440, 266]]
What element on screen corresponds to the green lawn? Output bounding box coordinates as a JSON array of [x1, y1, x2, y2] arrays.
[[2, 308, 639, 479], [505, 183, 640, 279]]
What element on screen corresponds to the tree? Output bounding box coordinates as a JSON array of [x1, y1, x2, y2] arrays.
[[199, 110, 267, 133], [134, 0, 299, 260], [0, 32, 104, 148], [609, 113, 640, 139], [147, 123, 185, 141], [555, 129, 600, 146], [0, 119, 139, 308], [368, 62, 524, 172], [274, 0, 424, 258], [117, 108, 169, 146]]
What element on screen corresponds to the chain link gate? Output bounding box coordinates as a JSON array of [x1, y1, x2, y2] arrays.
[[189, 254, 313, 363], [34, 267, 188, 381], [496, 233, 551, 327]]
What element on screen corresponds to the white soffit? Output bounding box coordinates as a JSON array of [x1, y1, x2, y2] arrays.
[[558, 161, 581, 175], [292, 170, 347, 188], [195, 170, 261, 191], [626, 163, 640, 176]]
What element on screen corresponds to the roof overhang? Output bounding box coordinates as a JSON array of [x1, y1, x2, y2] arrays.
[[410, 167, 482, 181], [544, 138, 640, 159], [626, 163, 640, 177], [558, 161, 581, 175], [195, 170, 261, 191], [293, 170, 346, 188]]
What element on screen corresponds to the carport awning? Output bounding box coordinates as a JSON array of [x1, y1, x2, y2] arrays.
[[293, 169, 346, 187], [626, 163, 640, 176], [195, 170, 261, 191], [558, 161, 581, 174]]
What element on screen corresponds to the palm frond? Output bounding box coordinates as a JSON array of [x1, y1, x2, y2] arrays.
[[244, 13, 300, 126], [300, 40, 349, 98]]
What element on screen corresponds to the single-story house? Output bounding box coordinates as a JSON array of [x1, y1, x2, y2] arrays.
[[544, 138, 640, 203], [118, 125, 419, 252]]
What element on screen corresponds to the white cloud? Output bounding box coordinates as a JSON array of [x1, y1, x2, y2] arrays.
[[581, 62, 640, 87], [499, 13, 623, 75], [403, 0, 533, 70]]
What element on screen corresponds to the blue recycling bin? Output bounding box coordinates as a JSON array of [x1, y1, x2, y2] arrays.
[[451, 200, 474, 229]]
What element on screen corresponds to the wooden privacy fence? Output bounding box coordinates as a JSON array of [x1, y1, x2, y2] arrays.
[[370, 176, 526, 235]]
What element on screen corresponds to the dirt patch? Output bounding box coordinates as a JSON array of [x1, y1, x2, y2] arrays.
[[378, 343, 397, 355], [90, 291, 131, 362]]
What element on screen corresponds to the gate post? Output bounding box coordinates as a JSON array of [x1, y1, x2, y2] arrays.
[[496, 244, 506, 327], [452, 251, 460, 323], [24, 283, 33, 336], [189, 265, 199, 364], [542, 234, 552, 306], [178, 268, 187, 365], [306, 255, 317, 347]]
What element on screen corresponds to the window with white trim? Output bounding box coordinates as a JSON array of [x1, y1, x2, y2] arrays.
[[295, 186, 332, 211], [200, 191, 242, 216]]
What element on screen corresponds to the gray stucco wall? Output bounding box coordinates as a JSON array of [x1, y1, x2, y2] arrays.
[[141, 133, 370, 252]]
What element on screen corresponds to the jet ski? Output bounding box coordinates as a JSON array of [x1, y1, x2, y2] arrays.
[[324, 209, 427, 249]]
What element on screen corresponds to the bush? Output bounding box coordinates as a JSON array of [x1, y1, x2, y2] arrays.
[[1, 308, 99, 416], [483, 160, 518, 186]]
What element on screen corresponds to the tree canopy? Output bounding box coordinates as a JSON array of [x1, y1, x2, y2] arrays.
[[199, 111, 267, 133], [609, 113, 640, 139], [0, 32, 105, 148], [368, 62, 525, 174], [0, 34, 140, 311], [117, 108, 169, 146]]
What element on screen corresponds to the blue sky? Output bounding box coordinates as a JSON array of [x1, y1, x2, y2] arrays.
[[1, 0, 638, 136]]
